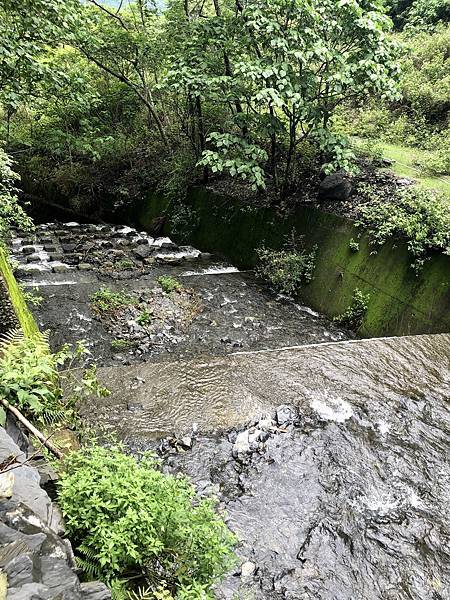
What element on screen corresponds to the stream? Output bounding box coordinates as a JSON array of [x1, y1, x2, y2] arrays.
[[9, 222, 450, 600]]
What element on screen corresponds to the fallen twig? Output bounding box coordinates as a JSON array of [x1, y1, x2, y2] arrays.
[[0, 398, 63, 460]]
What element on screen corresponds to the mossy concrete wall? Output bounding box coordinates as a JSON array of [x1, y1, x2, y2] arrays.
[[137, 187, 450, 338], [0, 246, 40, 337]]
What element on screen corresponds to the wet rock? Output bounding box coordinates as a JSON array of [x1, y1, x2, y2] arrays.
[[52, 264, 71, 274], [127, 401, 144, 412], [78, 263, 93, 271], [61, 244, 77, 253], [7, 582, 50, 600], [21, 246, 36, 255], [26, 254, 42, 263], [43, 245, 57, 252], [134, 244, 153, 259], [0, 427, 108, 600], [80, 582, 111, 600], [232, 431, 251, 457], [16, 265, 49, 277], [47, 253, 64, 262], [179, 436, 193, 450], [276, 405, 297, 426], [318, 173, 352, 201], [153, 237, 177, 250], [4, 554, 34, 587]]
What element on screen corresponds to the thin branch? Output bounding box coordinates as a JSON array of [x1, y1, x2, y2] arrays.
[[87, 0, 129, 30]]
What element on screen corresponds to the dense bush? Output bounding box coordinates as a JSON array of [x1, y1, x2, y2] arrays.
[[356, 185, 450, 269], [256, 240, 317, 297], [57, 445, 236, 597], [334, 289, 371, 330], [400, 26, 450, 125], [0, 149, 33, 241], [0, 332, 108, 425]]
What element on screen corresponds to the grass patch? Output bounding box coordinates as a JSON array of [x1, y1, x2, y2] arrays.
[[157, 276, 182, 294], [90, 287, 135, 314], [353, 138, 450, 197], [111, 338, 136, 352]]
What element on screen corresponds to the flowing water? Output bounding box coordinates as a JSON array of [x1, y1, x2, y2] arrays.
[[10, 223, 450, 599]]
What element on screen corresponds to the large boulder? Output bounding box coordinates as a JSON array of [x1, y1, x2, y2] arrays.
[[318, 173, 352, 201]]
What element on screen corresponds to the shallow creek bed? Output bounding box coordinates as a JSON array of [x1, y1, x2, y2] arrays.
[[9, 223, 450, 600]]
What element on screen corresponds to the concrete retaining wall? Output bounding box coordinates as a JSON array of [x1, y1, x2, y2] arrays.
[[137, 187, 450, 338]]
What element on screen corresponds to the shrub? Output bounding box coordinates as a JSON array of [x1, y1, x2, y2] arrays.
[[90, 287, 135, 314], [356, 185, 450, 270], [0, 333, 108, 425], [0, 149, 33, 242], [57, 446, 236, 597], [256, 241, 317, 297], [157, 276, 182, 294], [169, 204, 200, 243], [137, 309, 153, 326], [334, 289, 371, 330]]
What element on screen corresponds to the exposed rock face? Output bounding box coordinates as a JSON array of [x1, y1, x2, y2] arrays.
[[318, 173, 352, 201], [0, 428, 109, 600]]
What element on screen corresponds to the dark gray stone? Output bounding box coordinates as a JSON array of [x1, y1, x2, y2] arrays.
[[134, 244, 153, 259], [4, 554, 34, 587], [7, 582, 51, 600], [61, 244, 76, 253], [80, 582, 111, 600], [318, 173, 352, 201], [52, 265, 71, 274], [276, 405, 297, 426]]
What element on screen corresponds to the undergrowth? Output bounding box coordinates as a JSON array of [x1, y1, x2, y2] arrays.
[[157, 276, 182, 294], [334, 289, 371, 330], [356, 185, 450, 271], [0, 331, 108, 428], [90, 287, 135, 314], [57, 445, 236, 599], [256, 233, 317, 297]]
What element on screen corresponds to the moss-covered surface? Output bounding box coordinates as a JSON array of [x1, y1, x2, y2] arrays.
[[0, 246, 40, 337], [137, 188, 450, 337]]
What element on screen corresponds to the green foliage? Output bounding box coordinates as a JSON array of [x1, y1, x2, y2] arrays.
[[110, 339, 135, 352], [57, 445, 236, 595], [334, 288, 371, 330], [387, 0, 450, 29], [0, 149, 33, 242], [357, 184, 450, 269], [256, 236, 317, 297], [167, 0, 400, 194], [90, 287, 135, 314], [0, 332, 60, 418], [199, 134, 268, 192], [116, 259, 135, 271], [136, 309, 153, 326], [400, 26, 450, 125], [157, 276, 182, 294], [169, 204, 200, 244], [0, 332, 108, 425], [22, 287, 44, 307], [349, 239, 360, 253]]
